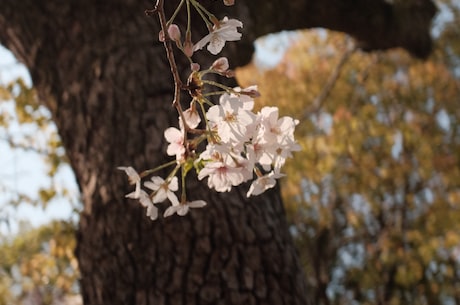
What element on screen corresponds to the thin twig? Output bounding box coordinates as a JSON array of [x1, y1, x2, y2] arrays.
[[0, 134, 58, 156], [156, 0, 183, 109], [156, 0, 204, 160], [303, 39, 356, 120]]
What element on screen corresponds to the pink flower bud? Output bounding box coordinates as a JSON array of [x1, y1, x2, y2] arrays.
[[167, 24, 181, 42], [225, 70, 235, 78], [158, 30, 165, 42], [211, 57, 229, 72], [223, 0, 235, 6], [190, 63, 200, 72], [183, 39, 194, 57], [240, 86, 261, 98]]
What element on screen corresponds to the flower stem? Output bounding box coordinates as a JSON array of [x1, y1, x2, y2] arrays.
[[190, 0, 215, 28], [156, 0, 184, 110], [202, 79, 233, 93], [167, 0, 185, 26], [141, 160, 178, 177], [181, 165, 187, 203]]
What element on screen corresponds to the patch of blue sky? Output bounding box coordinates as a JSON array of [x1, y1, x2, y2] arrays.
[[254, 31, 301, 69], [0, 45, 79, 235]]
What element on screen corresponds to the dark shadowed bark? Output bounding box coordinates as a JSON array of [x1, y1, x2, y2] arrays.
[[239, 0, 437, 59], [0, 0, 436, 304]]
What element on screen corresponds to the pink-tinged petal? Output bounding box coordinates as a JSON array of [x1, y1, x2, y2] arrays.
[[211, 57, 229, 72], [151, 176, 165, 185], [143, 181, 157, 191], [144, 176, 162, 191], [222, 18, 243, 28], [197, 167, 212, 180], [167, 144, 184, 158], [193, 35, 211, 51], [153, 188, 167, 203], [168, 176, 179, 191], [164, 127, 182, 143], [164, 205, 178, 217], [193, 17, 242, 55], [138, 190, 152, 207], [260, 106, 279, 124], [206, 104, 222, 122], [177, 205, 189, 216], [167, 191, 180, 206], [125, 191, 138, 199], [183, 107, 201, 129], [246, 171, 284, 197], [146, 204, 158, 220], [117, 166, 141, 185], [218, 31, 241, 42], [208, 36, 226, 55], [188, 200, 207, 208]]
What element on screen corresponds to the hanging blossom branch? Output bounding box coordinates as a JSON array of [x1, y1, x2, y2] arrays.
[[120, 0, 301, 220]]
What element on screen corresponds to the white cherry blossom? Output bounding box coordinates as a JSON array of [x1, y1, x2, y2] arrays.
[[144, 176, 180, 205], [252, 107, 301, 168], [164, 127, 185, 161], [197, 146, 250, 192], [206, 93, 256, 146], [118, 166, 141, 199], [181, 105, 201, 129], [138, 190, 158, 220], [246, 139, 273, 171], [120, 2, 303, 221], [193, 17, 243, 55], [197, 161, 241, 192], [164, 200, 207, 217], [247, 171, 285, 197], [146, 202, 159, 220]]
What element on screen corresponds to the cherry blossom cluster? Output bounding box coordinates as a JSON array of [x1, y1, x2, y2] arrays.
[[119, 0, 301, 220]]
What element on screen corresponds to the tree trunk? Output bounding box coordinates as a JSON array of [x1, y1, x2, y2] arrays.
[[0, 0, 436, 304]]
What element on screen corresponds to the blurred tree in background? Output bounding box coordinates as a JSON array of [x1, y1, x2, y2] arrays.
[[0, 78, 72, 209], [0, 221, 79, 305], [0, 78, 80, 304], [237, 2, 460, 304]]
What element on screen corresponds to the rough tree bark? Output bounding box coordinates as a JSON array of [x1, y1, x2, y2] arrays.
[[0, 0, 436, 304]]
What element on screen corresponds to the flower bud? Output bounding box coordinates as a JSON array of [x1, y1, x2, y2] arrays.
[[158, 30, 165, 42], [167, 24, 181, 42], [240, 86, 261, 98], [184, 42, 194, 58], [183, 34, 194, 57], [211, 57, 229, 72], [223, 0, 235, 5], [190, 62, 200, 72], [225, 70, 235, 78]]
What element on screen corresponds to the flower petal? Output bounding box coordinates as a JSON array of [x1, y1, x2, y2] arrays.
[[164, 205, 178, 217], [188, 200, 207, 208], [177, 205, 189, 216]]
